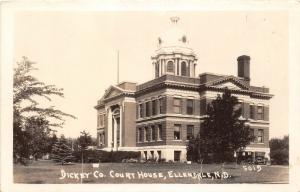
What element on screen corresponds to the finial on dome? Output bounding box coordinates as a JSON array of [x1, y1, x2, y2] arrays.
[[170, 16, 179, 24]]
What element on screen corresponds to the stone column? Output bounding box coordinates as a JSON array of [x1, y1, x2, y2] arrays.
[[106, 108, 113, 150], [113, 117, 118, 151], [153, 62, 155, 79], [176, 58, 179, 75], [178, 59, 181, 76], [189, 60, 194, 77], [119, 104, 123, 147], [159, 59, 162, 76], [162, 59, 165, 75]]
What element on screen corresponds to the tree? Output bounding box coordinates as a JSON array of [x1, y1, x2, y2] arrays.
[[269, 135, 289, 165], [51, 135, 74, 165], [77, 131, 93, 163], [186, 135, 201, 162], [188, 88, 254, 163], [78, 131, 93, 151], [13, 57, 76, 162], [22, 116, 52, 160], [46, 133, 58, 155]]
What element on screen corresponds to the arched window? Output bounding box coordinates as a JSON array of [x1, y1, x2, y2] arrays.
[[181, 61, 187, 76], [167, 61, 174, 73]]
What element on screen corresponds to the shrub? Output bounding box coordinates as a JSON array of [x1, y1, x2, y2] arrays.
[[270, 136, 289, 165], [72, 150, 140, 163], [146, 157, 157, 163], [157, 158, 166, 163]]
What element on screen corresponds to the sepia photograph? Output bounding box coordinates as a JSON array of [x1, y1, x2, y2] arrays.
[[1, 1, 300, 192]]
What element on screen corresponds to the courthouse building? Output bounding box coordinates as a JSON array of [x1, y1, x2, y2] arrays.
[[94, 17, 273, 162]]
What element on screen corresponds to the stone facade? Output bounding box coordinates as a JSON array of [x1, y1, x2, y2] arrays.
[[94, 17, 273, 162]]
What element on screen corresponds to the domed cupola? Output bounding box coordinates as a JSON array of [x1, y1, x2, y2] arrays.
[[152, 17, 198, 78]]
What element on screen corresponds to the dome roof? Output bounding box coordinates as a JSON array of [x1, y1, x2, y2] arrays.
[[156, 17, 195, 55]]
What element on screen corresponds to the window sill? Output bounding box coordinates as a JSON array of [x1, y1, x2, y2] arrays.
[[138, 141, 151, 143], [138, 140, 163, 143]]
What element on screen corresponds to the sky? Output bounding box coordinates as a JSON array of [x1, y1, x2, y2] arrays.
[[14, 11, 288, 139]]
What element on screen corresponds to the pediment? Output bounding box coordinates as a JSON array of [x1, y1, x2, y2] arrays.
[[214, 81, 243, 90], [103, 86, 124, 99], [207, 76, 249, 90]]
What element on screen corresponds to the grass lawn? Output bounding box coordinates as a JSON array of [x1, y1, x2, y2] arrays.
[[14, 160, 289, 184]]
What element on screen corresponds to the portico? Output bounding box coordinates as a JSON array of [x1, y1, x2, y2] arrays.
[[107, 104, 123, 151]]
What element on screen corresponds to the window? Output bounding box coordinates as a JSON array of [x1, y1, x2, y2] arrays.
[[257, 129, 264, 143], [158, 38, 162, 45], [186, 99, 194, 115], [99, 133, 105, 145], [187, 125, 194, 140], [98, 114, 105, 127], [152, 100, 157, 116], [98, 134, 102, 146], [174, 124, 181, 140], [236, 101, 243, 114], [139, 103, 144, 118], [257, 106, 264, 120], [101, 115, 105, 127], [146, 101, 151, 117], [146, 127, 150, 141], [250, 128, 255, 142], [157, 125, 162, 140], [144, 127, 147, 141], [181, 61, 187, 76], [234, 101, 243, 115], [174, 151, 181, 161], [182, 36, 187, 43], [158, 98, 163, 114], [138, 128, 143, 142], [167, 61, 174, 73], [250, 104, 255, 119], [144, 151, 147, 160], [151, 126, 155, 141], [173, 98, 182, 114]]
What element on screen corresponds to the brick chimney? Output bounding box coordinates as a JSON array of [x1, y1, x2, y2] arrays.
[[237, 55, 250, 84]]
